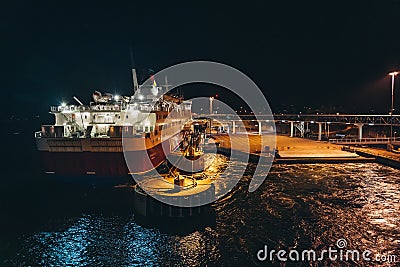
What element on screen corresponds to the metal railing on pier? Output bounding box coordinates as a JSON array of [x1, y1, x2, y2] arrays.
[[329, 137, 400, 145]]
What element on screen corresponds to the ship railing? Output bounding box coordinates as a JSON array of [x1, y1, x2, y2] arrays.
[[127, 103, 159, 112], [89, 104, 121, 111], [51, 105, 91, 112], [329, 137, 400, 144], [51, 105, 125, 113]]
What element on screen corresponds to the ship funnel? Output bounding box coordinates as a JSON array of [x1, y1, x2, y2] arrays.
[[132, 69, 139, 93]]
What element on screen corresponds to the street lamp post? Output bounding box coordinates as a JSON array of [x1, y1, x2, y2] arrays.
[[389, 71, 399, 144]]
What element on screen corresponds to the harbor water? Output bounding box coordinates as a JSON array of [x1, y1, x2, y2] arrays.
[[1, 123, 399, 266]]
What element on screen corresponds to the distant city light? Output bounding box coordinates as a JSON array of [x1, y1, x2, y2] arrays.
[[114, 95, 120, 101]]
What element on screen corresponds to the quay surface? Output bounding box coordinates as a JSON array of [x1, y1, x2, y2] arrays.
[[348, 146, 400, 169], [213, 134, 375, 164]]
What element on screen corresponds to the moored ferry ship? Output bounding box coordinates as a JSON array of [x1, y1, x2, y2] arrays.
[[35, 70, 192, 179]]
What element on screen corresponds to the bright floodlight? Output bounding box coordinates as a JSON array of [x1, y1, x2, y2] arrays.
[[61, 102, 66, 107], [114, 95, 120, 101]]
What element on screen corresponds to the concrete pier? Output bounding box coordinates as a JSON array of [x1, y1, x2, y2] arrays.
[[355, 123, 364, 140], [212, 134, 374, 164], [348, 146, 400, 169], [275, 136, 358, 158], [214, 134, 358, 156], [133, 177, 215, 218], [318, 122, 323, 141]]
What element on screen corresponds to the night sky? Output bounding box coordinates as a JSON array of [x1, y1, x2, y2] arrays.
[[2, 0, 400, 118]]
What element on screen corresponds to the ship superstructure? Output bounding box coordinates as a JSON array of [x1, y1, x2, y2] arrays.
[[35, 70, 192, 178]]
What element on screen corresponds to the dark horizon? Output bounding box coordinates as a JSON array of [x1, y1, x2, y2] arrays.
[[3, 1, 400, 117]]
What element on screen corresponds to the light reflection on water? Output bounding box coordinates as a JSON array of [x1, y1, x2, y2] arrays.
[[13, 214, 221, 266], [1, 160, 400, 266]]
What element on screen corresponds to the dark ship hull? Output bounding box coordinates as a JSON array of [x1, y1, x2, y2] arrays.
[[36, 134, 182, 184]]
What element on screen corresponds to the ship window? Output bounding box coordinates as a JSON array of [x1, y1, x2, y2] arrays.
[[145, 126, 149, 132], [118, 116, 120, 119], [84, 115, 87, 119], [150, 126, 154, 132], [126, 115, 128, 119]]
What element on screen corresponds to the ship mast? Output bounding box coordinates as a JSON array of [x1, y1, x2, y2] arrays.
[[132, 69, 139, 93], [130, 47, 139, 93], [161, 76, 171, 91]]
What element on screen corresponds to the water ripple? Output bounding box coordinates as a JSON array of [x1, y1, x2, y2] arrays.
[[1, 162, 399, 266]]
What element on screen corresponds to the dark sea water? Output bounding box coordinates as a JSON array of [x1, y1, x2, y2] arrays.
[[1, 121, 399, 266]]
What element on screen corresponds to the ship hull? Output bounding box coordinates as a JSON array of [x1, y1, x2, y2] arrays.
[[36, 135, 180, 181]]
